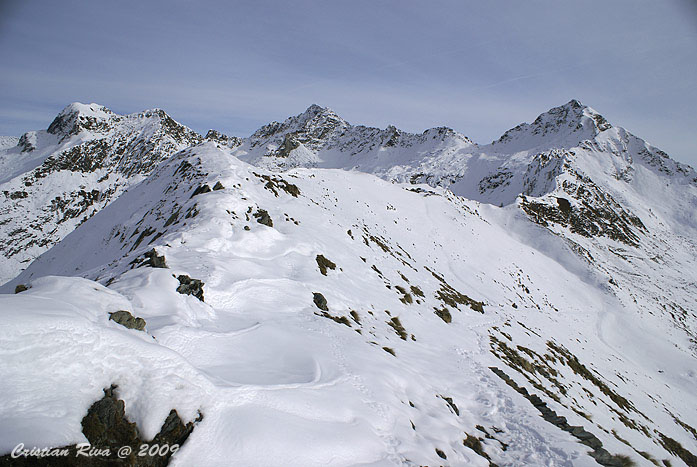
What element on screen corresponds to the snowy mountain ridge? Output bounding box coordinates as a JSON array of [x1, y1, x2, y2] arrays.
[[0, 136, 19, 151], [3, 98, 695, 286], [0, 103, 203, 283], [0, 101, 696, 466], [230, 99, 696, 210], [492, 99, 611, 151]]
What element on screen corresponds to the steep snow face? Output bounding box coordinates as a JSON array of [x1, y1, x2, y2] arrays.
[[490, 99, 611, 154], [0, 103, 203, 284], [473, 105, 697, 366], [4, 143, 696, 466], [0, 136, 19, 151]]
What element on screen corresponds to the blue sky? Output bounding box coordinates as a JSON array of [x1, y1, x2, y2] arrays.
[[1, 0, 696, 165]]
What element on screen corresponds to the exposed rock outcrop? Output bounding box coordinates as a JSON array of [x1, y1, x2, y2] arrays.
[[176, 275, 204, 302], [109, 310, 146, 331]]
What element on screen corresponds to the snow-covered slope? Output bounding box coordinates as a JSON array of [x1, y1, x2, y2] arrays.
[[231, 100, 697, 364], [2, 140, 696, 466], [0, 103, 203, 284], [0, 136, 19, 151]]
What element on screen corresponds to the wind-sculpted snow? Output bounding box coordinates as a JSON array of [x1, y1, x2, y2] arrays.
[[3, 142, 696, 466], [0, 276, 207, 453]]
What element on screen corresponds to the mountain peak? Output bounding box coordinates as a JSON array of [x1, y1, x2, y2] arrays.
[[60, 102, 112, 116], [249, 104, 348, 145], [303, 103, 327, 114], [565, 98, 584, 109], [3, 100, 697, 467], [493, 99, 613, 151], [47, 102, 114, 138], [538, 99, 612, 132], [296, 103, 344, 124]]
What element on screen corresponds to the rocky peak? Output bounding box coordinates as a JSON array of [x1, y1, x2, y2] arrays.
[[533, 99, 612, 133], [0, 103, 203, 282], [204, 129, 242, 148], [249, 104, 350, 151], [292, 104, 348, 132], [421, 126, 473, 145], [303, 103, 328, 117], [493, 99, 613, 151], [47, 102, 116, 140]]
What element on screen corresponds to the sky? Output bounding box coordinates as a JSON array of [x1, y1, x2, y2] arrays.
[[1, 0, 696, 165]]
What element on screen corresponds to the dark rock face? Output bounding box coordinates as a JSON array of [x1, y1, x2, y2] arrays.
[[81, 386, 140, 450], [277, 133, 300, 158], [254, 173, 301, 198], [102, 385, 201, 465], [434, 307, 452, 323], [190, 184, 211, 198], [0, 385, 201, 466], [658, 433, 697, 467], [313, 292, 328, 311], [478, 170, 513, 194], [212, 181, 224, 191], [253, 209, 273, 227], [556, 197, 571, 214], [439, 396, 459, 416], [204, 129, 242, 148], [387, 317, 408, 340], [14, 284, 29, 294], [462, 433, 490, 462], [520, 173, 645, 247], [315, 310, 352, 327], [17, 133, 35, 152], [426, 267, 485, 314], [143, 249, 167, 269], [176, 275, 204, 302], [315, 254, 336, 276], [109, 311, 146, 331]]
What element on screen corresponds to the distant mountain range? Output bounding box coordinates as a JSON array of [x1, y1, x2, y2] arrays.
[[1, 100, 695, 466]]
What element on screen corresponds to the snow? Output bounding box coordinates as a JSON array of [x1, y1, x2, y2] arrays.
[[57, 102, 114, 121], [2, 142, 695, 465], [0, 103, 201, 285], [0, 136, 18, 150], [228, 101, 615, 208], [0, 276, 207, 452], [1, 100, 696, 466], [0, 130, 60, 184]]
